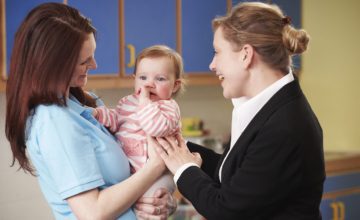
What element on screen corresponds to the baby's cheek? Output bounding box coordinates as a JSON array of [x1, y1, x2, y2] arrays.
[[158, 85, 173, 98]]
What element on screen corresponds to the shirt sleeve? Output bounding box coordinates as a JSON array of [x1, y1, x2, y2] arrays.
[[173, 163, 200, 183], [36, 107, 105, 199], [96, 106, 120, 133], [136, 99, 181, 137]]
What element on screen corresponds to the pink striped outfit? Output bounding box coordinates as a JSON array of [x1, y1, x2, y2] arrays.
[[96, 94, 180, 196]]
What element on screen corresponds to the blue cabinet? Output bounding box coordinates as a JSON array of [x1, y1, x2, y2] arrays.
[[0, 0, 302, 90], [4, 0, 63, 78], [181, 0, 227, 73], [321, 153, 360, 220], [123, 0, 177, 75], [70, 0, 120, 75]]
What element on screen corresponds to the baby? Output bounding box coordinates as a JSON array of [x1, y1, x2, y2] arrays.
[[93, 45, 185, 196]]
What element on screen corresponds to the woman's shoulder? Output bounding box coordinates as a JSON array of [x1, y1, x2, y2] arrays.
[[35, 104, 66, 115], [26, 104, 68, 139], [32, 104, 74, 125]]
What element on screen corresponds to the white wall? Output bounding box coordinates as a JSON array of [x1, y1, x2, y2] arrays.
[[0, 93, 53, 219]]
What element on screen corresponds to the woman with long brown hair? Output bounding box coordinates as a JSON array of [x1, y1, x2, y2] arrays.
[[6, 2, 174, 219]]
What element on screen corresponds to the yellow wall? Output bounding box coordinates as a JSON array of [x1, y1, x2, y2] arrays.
[[302, 0, 360, 151]]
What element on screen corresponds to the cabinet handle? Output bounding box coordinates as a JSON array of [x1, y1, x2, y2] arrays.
[[338, 202, 345, 220], [330, 202, 339, 220], [330, 201, 346, 220], [126, 44, 136, 68]]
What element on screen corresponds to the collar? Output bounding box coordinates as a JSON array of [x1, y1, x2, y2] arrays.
[[231, 71, 295, 109], [67, 95, 89, 115], [229, 71, 294, 148]]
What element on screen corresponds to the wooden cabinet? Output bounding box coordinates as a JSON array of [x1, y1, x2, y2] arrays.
[[321, 152, 360, 220], [0, 0, 302, 91]]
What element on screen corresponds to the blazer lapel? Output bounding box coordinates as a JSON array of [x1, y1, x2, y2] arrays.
[[214, 80, 303, 182]]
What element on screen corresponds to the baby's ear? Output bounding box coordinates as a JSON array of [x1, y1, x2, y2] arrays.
[[172, 79, 181, 93]]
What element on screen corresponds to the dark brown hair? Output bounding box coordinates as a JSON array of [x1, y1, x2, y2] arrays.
[[5, 3, 97, 174], [213, 2, 310, 74]]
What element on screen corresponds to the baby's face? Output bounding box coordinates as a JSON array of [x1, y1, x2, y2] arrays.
[[134, 57, 179, 101]]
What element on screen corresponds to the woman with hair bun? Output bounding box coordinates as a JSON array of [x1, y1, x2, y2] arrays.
[[152, 2, 325, 219]]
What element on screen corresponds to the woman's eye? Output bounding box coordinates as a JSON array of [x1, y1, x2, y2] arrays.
[[80, 60, 88, 65], [80, 57, 93, 65]]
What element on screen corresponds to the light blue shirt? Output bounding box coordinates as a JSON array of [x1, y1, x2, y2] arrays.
[[26, 95, 136, 220]]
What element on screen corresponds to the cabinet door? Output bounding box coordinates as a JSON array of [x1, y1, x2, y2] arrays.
[[123, 0, 176, 75], [69, 0, 120, 75], [181, 0, 227, 73], [5, 0, 119, 76], [322, 171, 360, 220], [320, 199, 335, 220], [4, 0, 63, 77], [338, 194, 360, 219]]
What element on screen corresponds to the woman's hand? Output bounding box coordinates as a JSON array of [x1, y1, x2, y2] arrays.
[[135, 188, 177, 220], [151, 134, 202, 174]]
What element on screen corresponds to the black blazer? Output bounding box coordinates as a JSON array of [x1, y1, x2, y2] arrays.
[[180, 80, 325, 220]]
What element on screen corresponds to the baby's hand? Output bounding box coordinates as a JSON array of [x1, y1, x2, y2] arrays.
[[137, 86, 151, 106]]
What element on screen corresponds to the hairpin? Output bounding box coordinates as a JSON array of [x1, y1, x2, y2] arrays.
[[282, 16, 292, 25]]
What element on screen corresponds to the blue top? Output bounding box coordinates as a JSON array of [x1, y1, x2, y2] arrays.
[[26, 95, 136, 220]]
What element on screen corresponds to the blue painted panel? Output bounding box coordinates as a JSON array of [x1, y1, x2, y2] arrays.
[[5, 0, 63, 75], [124, 0, 176, 75], [5, 0, 118, 75], [340, 194, 360, 219], [182, 0, 227, 73], [320, 199, 335, 220], [324, 172, 360, 192], [68, 0, 119, 75]]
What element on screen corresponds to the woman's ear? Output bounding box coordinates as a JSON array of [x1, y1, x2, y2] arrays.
[[242, 44, 254, 68]]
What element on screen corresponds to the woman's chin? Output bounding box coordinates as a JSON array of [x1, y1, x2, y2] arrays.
[[78, 78, 88, 87]]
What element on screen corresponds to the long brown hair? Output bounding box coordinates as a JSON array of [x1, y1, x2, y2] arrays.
[[213, 2, 309, 74], [5, 3, 97, 174]]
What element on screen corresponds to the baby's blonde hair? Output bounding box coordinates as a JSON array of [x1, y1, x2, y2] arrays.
[[134, 45, 186, 96]]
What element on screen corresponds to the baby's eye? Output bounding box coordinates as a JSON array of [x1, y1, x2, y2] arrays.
[[156, 77, 167, 81], [139, 75, 147, 80]]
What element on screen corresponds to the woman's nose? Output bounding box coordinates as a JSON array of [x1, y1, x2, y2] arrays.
[[209, 58, 216, 71], [88, 58, 97, 70]]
